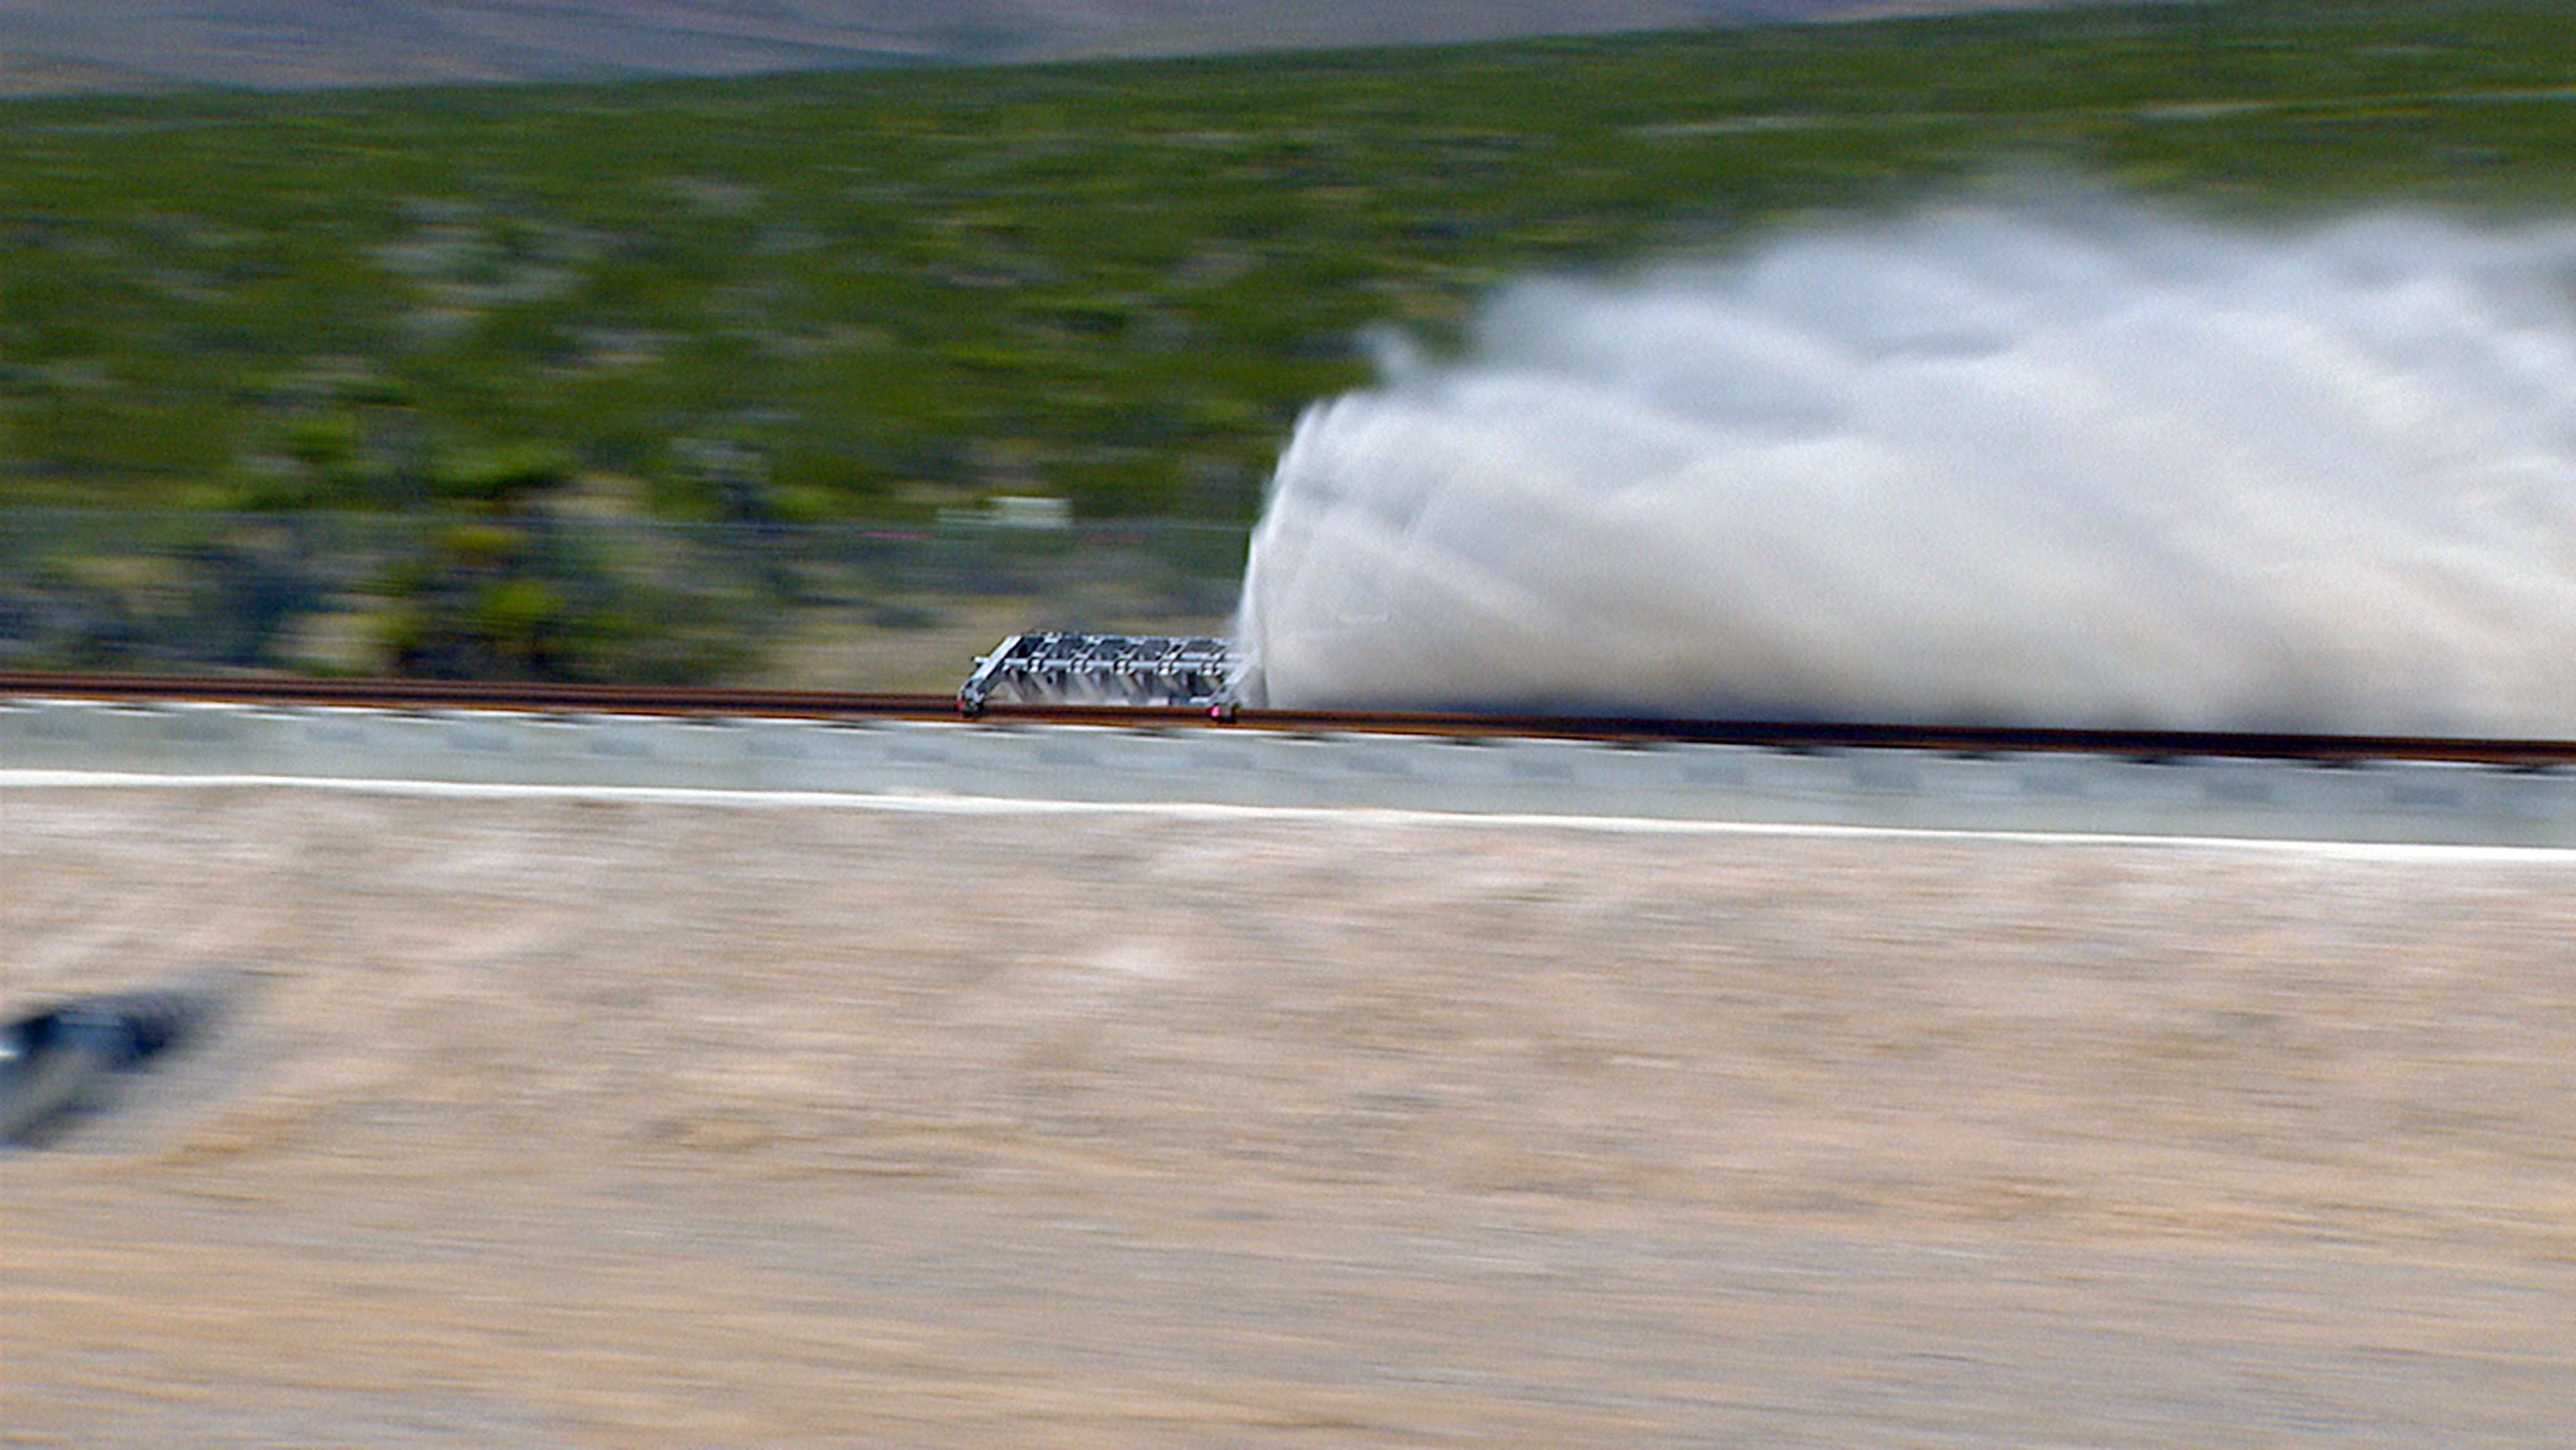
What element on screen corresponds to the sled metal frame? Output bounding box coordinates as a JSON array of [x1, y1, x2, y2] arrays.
[[958, 632, 1241, 715]]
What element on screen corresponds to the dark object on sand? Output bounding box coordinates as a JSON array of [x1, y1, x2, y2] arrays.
[[1, 982, 221, 1145]]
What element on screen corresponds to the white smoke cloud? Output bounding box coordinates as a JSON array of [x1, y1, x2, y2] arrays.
[[1235, 196, 2576, 735]]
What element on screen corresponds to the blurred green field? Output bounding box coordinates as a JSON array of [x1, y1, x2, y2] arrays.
[[4, 0, 2572, 683], [5, 0, 2573, 525]]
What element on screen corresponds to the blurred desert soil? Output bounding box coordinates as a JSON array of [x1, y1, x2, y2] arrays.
[[6, 781, 2575, 1447]]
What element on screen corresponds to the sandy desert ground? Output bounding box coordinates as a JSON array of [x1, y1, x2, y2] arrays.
[[6, 779, 2575, 1446]]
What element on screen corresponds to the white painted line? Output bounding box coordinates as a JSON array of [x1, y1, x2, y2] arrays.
[[11, 769, 2576, 865]]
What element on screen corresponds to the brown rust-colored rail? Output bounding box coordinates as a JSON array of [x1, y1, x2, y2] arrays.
[[0, 671, 947, 720], [6, 671, 2575, 767]]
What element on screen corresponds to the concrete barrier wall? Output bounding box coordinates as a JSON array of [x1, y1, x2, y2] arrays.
[[8, 696, 2573, 846]]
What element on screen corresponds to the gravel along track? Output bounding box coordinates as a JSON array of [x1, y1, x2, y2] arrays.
[[8, 781, 2576, 1447], [12, 670, 2576, 764]]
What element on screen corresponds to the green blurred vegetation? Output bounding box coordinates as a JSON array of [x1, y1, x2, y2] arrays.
[[4, 0, 2573, 525], [6, 0, 2573, 684], [0, 509, 1245, 681]]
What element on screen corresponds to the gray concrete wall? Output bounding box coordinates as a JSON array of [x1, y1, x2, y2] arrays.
[[7, 696, 2572, 846]]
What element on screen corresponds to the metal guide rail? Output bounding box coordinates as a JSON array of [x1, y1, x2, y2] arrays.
[[957, 633, 1241, 715], [10, 689, 2575, 847], [6, 669, 2576, 767]]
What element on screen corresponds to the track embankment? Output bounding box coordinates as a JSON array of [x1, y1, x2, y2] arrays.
[[8, 669, 2576, 764], [9, 677, 2575, 846]]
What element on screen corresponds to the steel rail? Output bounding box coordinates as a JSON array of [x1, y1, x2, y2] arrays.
[[6, 670, 2575, 767]]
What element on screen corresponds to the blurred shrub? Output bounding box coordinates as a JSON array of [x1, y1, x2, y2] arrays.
[[430, 443, 576, 506], [0, 515, 327, 669]]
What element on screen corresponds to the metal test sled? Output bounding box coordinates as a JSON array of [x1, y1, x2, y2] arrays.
[[958, 633, 1241, 715]]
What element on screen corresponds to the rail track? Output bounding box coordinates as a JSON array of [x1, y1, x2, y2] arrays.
[[7, 670, 2574, 767]]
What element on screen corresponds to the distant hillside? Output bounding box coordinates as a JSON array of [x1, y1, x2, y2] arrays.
[[0, 0, 2143, 96]]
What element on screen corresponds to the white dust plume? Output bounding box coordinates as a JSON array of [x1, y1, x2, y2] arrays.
[[1235, 198, 2576, 735]]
